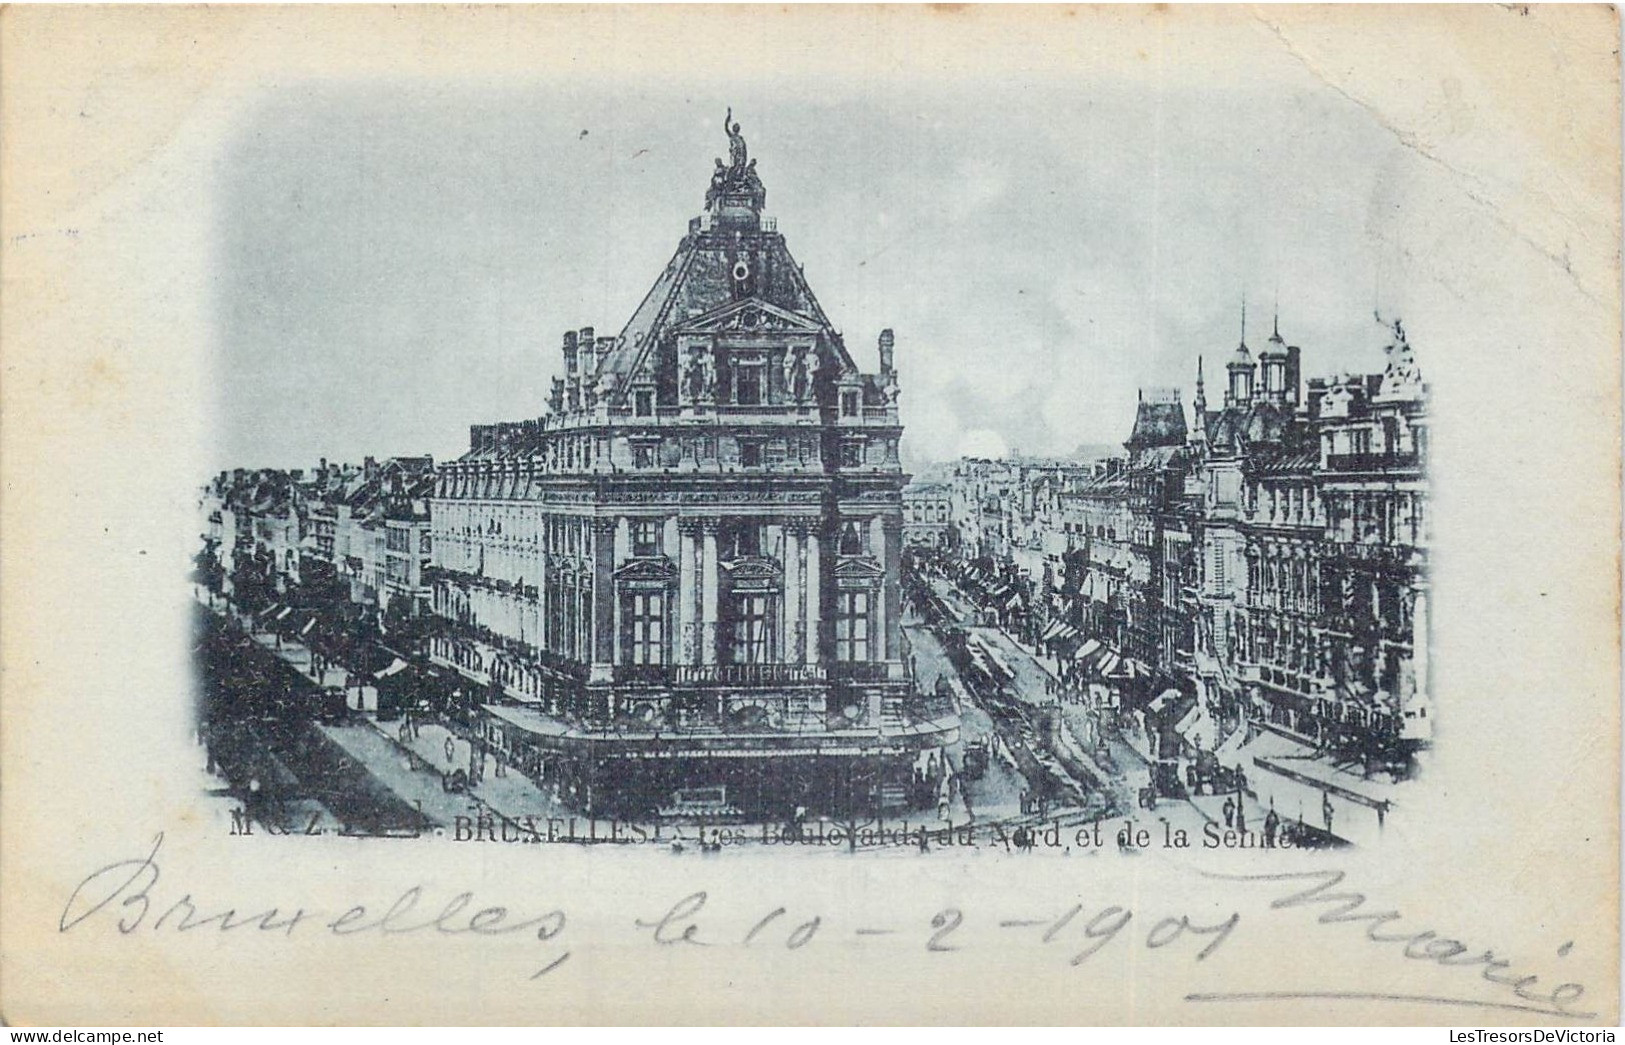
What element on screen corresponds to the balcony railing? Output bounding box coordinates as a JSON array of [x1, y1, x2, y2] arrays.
[[828, 661, 891, 682], [612, 661, 828, 686], [1325, 451, 1421, 473]]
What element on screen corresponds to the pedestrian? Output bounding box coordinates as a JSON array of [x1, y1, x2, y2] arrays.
[[1264, 805, 1280, 845], [444, 735, 456, 764], [1235, 799, 1247, 833], [1222, 796, 1235, 828], [1322, 792, 1334, 834]]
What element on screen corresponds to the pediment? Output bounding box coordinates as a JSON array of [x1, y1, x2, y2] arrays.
[[615, 557, 677, 582], [673, 298, 823, 336], [833, 556, 885, 579], [722, 556, 784, 581]]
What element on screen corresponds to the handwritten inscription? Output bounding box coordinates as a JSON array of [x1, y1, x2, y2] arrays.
[[630, 890, 1239, 968], [58, 834, 572, 980], [1193, 869, 1595, 1020], [57, 836, 1597, 1020]]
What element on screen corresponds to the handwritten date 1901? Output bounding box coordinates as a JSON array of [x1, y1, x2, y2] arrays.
[[635, 891, 1240, 968]]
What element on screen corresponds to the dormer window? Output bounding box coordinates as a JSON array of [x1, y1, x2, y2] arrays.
[[841, 390, 860, 417], [634, 390, 654, 417]]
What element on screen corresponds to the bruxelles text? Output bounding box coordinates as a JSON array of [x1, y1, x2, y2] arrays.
[[448, 814, 1299, 851]]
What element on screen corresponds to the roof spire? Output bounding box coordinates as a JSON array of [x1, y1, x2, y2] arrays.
[[1239, 294, 1247, 347], [1195, 354, 1206, 394]]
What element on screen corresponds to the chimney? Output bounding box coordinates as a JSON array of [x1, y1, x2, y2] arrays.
[[364, 456, 378, 480], [562, 330, 578, 374], [595, 336, 614, 371], [878, 329, 895, 375], [1286, 345, 1302, 408]]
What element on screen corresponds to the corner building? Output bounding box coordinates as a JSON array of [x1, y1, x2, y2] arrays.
[[428, 119, 958, 818]]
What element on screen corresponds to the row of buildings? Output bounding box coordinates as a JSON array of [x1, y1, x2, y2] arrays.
[[202, 455, 436, 624], [914, 313, 1430, 818], [199, 115, 959, 819]]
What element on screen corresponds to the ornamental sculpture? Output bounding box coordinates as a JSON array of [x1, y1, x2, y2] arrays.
[[681, 344, 717, 403], [706, 106, 766, 209]]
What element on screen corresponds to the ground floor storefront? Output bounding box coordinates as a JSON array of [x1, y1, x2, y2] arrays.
[[476, 702, 957, 820]]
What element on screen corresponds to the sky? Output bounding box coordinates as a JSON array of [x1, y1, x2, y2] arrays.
[[212, 73, 1425, 473]]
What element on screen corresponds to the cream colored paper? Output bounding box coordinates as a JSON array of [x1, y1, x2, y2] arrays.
[[1, 4, 1618, 1026]]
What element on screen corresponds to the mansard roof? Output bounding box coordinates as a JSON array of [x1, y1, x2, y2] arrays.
[[593, 225, 856, 394], [1125, 399, 1188, 451], [1201, 399, 1300, 452], [585, 122, 861, 401]]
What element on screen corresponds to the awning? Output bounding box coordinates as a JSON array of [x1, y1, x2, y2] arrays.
[[1040, 619, 1069, 642], [1073, 638, 1102, 661], [374, 657, 408, 680], [274, 606, 293, 621], [1214, 726, 1248, 769], [258, 603, 284, 619], [1107, 658, 1143, 680], [1004, 592, 1023, 610], [1043, 623, 1079, 645], [299, 617, 316, 636], [1096, 652, 1121, 675], [1148, 687, 1182, 713], [1240, 729, 1316, 763], [1174, 701, 1217, 748]]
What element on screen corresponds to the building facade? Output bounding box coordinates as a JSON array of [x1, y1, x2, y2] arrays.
[[426, 117, 958, 818], [902, 482, 952, 549], [936, 314, 1432, 798]]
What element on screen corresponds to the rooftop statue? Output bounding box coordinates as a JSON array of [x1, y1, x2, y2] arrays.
[[706, 107, 766, 209], [726, 106, 748, 171]]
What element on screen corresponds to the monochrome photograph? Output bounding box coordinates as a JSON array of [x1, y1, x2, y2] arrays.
[[193, 98, 1431, 850], [1, 4, 1617, 1025]]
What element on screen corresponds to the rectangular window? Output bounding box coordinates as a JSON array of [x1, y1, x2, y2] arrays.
[[633, 443, 656, 469], [835, 590, 871, 661], [841, 441, 862, 468], [624, 592, 666, 665], [729, 593, 773, 664], [632, 519, 660, 558], [635, 390, 654, 417], [726, 522, 761, 560], [736, 363, 763, 405], [740, 441, 762, 467], [841, 391, 859, 416]]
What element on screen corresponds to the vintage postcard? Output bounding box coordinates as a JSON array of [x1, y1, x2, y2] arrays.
[[1, 4, 1619, 1026]]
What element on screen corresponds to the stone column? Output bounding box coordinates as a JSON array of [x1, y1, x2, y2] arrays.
[[593, 518, 616, 667], [701, 520, 720, 665], [782, 520, 802, 662], [1411, 583, 1429, 705], [803, 527, 821, 665], [678, 521, 699, 664], [882, 516, 903, 666]]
